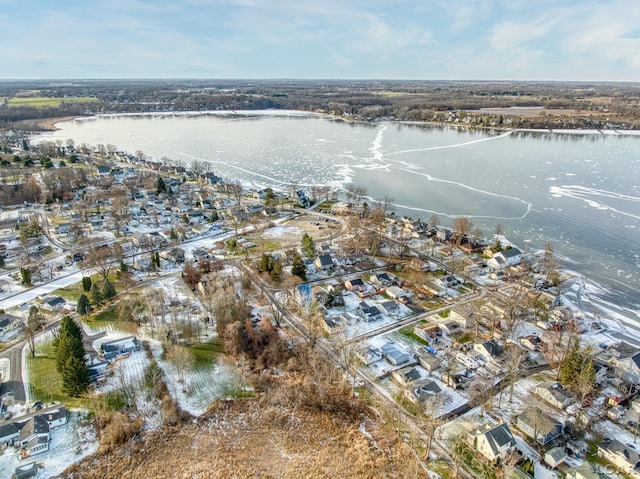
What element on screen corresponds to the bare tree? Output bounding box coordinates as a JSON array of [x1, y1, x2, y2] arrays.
[[86, 245, 119, 281], [302, 300, 327, 350], [167, 345, 195, 385], [501, 283, 529, 339], [452, 216, 473, 247], [26, 306, 44, 358], [462, 299, 489, 342], [421, 394, 446, 460], [503, 344, 526, 404]]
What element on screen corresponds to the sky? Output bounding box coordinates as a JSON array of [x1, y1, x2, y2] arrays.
[[0, 0, 639, 81]]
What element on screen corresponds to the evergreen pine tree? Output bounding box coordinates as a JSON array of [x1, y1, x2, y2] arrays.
[[77, 294, 91, 315], [90, 283, 103, 307], [60, 355, 90, 397], [156, 177, 166, 194], [103, 279, 116, 301], [259, 253, 271, 273], [82, 276, 92, 292], [54, 316, 89, 397], [270, 259, 283, 283], [301, 233, 315, 257], [291, 254, 307, 281], [20, 267, 31, 286]]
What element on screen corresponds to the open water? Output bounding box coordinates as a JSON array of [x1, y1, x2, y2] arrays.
[[39, 111, 640, 332]]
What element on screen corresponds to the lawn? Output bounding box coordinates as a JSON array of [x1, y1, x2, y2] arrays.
[[188, 338, 224, 367], [399, 323, 429, 346], [26, 339, 91, 408], [4, 96, 98, 108]]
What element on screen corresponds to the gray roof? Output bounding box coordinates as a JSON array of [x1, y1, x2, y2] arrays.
[[381, 342, 410, 364], [476, 423, 516, 457], [517, 407, 562, 437], [414, 380, 442, 398], [18, 416, 49, 442], [615, 342, 639, 360], [502, 247, 522, 258], [42, 296, 65, 306], [0, 422, 19, 440], [404, 368, 421, 382], [482, 339, 503, 358], [599, 438, 640, 466]]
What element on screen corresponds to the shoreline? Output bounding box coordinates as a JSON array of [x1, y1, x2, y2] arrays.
[[35, 115, 89, 131], [35, 110, 640, 137]]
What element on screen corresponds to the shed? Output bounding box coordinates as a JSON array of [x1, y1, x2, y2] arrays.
[[544, 446, 567, 469]]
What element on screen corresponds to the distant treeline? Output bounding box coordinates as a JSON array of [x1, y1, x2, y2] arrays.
[[1, 79, 639, 129]]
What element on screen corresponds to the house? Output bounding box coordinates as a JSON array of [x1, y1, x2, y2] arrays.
[[40, 295, 66, 312], [162, 247, 185, 264], [378, 300, 400, 316], [0, 422, 20, 445], [566, 462, 614, 479], [473, 339, 503, 365], [358, 302, 381, 322], [434, 275, 462, 289], [440, 321, 462, 335], [607, 405, 626, 420], [380, 342, 411, 366], [358, 346, 383, 365], [442, 371, 470, 389], [598, 438, 640, 476], [54, 222, 71, 235], [315, 254, 334, 271], [516, 407, 563, 445], [544, 446, 567, 469], [11, 461, 38, 479], [88, 358, 109, 382], [613, 346, 640, 385], [487, 247, 522, 269], [345, 277, 367, 292], [19, 416, 50, 456], [416, 348, 441, 371], [0, 313, 19, 333], [96, 165, 111, 176], [469, 422, 517, 462], [533, 382, 573, 410], [520, 334, 547, 352], [39, 406, 67, 429], [385, 285, 408, 299], [101, 336, 140, 361], [411, 380, 442, 402], [370, 272, 396, 287], [392, 366, 422, 387], [414, 323, 441, 342]]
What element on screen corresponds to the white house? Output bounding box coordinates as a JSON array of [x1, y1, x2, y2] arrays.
[[39, 296, 66, 312], [469, 422, 517, 462], [598, 438, 640, 477], [487, 247, 522, 269]]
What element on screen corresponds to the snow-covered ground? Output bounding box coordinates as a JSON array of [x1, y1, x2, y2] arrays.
[[149, 341, 248, 417]]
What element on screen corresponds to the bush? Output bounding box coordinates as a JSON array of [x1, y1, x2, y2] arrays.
[[98, 412, 144, 454]]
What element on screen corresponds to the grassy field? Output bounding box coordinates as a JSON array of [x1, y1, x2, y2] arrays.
[[2, 96, 98, 108], [188, 338, 224, 367], [26, 339, 91, 408]]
